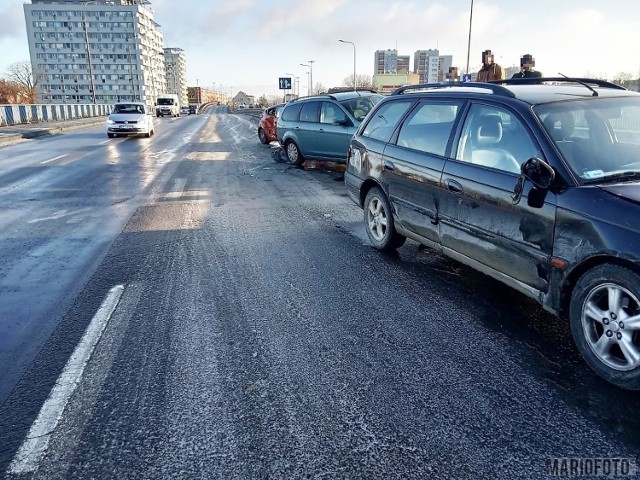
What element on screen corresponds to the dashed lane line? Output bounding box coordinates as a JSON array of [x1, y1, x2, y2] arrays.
[[8, 284, 125, 475]]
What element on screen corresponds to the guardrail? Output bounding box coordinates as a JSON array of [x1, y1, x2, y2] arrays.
[[0, 103, 111, 127]]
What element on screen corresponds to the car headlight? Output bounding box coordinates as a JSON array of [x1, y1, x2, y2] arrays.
[[106, 119, 115, 124]]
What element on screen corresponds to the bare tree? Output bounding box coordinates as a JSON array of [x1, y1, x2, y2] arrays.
[[0, 80, 23, 104], [312, 82, 327, 95], [341, 74, 374, 90], [5, 61, 39, 103], [612, 71, 633, 88]]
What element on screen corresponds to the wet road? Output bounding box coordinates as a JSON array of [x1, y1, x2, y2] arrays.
[[0, 107, 639, 479]]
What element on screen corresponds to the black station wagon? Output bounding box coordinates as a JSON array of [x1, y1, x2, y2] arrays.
[[345, 78, 640, 390]]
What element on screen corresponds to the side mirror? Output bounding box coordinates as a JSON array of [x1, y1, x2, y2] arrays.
[[522, 157, 555, 189], [512, 157, 555, 205]]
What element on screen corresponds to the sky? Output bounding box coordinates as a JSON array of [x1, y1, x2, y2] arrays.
[[1, 0, 640, 99]]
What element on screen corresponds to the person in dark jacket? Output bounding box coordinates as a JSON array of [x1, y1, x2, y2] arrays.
[[512, 54, 542, 79]]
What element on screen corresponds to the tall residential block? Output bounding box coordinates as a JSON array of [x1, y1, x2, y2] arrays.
[[414, 49, 453, 83], [163, 47, 187, 107], [375, 49, 409, 74], [24, 0, 166, 106]]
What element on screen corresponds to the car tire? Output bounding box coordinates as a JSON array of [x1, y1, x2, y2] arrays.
[[570, 264, 640, 390], [285, 140, 304, 165], [107, 133, 115, 138], [363, 187, 406, 251], [258, 128, 268, 144], [145, 130, 151, 138]]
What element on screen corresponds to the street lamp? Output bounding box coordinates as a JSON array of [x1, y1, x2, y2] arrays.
[[466, 0, 474, 76], [285, 72, 299, 97], [82, 1, 98, 104], [339, 40, 356, 91], [300, 61, 314, 95]]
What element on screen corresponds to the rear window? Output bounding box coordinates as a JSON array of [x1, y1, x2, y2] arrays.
[[361, 100, 414, 143], [299, 102, 321, 123], [281, 103, 303, 122], [340, 95, 384, 122], [397, 101, 462, 157]]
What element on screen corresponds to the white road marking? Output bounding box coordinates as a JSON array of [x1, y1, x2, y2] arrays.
[[8, 285, 125, 475], [27, 207, 92, 224], [98, 139, 110, 145], [40, 154, 67, 165]]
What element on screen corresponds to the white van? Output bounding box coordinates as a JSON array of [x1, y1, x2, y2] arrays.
[[155, 94, 180, 117]]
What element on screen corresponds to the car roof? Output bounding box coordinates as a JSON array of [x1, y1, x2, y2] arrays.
[[114, 101, 145, 105], [388, 78, 639, 106], [288, 90, 381, 105]]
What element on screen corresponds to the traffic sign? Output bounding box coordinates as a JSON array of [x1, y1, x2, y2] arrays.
[[462, 73, 472, 83], [279, 77, 292, 90]]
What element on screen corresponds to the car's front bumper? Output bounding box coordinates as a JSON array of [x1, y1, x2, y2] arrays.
[[107, 125, 148, 135]]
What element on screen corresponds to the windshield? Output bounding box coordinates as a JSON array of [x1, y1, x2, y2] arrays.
[[157, 98, 176, 106], [112, 104, 145, 114], [340, 95, 384, 122], [534, 97, 640, 183]]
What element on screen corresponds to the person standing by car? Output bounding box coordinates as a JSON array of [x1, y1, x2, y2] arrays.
[[476, 50, 505, 82], [512, 54, 543, 79]]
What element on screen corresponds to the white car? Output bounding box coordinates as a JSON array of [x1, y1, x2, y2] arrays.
[[106, 102, 155, 138], [181, 106, 190, 115]]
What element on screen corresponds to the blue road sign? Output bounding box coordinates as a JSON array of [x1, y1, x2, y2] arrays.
[[462, 73, 472, 83], [279, 77, 292, 90]]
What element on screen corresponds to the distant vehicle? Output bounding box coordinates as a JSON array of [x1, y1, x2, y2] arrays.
[[277, 90, 383, 164], [155, 94, 180, 117], [189, 104, 198, 115], [180, 106, 190, 115], [345, 78, 640, 390], [106, 101, 154, 138], [258, 103, 285, 144]]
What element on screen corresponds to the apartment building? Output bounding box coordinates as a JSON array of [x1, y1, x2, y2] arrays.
[[414, 49, 453, 83], [163, 47, 187, 107], [374, 49, 410, 74], [24, 0, 166, 106]]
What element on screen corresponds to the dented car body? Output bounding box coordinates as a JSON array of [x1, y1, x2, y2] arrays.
[[345, 79, 640, 390]]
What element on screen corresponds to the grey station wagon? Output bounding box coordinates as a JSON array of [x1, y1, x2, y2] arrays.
[[277, 90, 383, 165]]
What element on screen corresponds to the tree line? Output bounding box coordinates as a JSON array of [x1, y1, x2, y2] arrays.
[[1, 61, 38, 104]]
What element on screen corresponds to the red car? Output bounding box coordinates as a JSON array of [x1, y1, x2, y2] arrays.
[[258, 103, 285, 144]]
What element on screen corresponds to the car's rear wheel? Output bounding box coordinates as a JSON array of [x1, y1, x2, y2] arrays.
[[285, 141, 304, 165], [363, 187, 406, 251], [570, 264, 640, 390], [258, 128, 268, 144]]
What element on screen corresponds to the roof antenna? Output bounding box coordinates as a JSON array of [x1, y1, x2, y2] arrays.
[[558, 72, 598, 97]]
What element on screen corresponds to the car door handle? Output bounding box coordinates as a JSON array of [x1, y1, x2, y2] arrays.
[[384, 160, 395, 171], [444, 178, 463, 193]]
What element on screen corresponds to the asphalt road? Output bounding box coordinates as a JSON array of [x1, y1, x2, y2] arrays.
[[0, 106, 639, 479]]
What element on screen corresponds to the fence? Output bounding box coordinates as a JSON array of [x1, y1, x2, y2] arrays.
[[0, 103, 111, 127]]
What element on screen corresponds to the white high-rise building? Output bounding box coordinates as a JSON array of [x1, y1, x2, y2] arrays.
[[414, 49, 453, 83], [24, 0, 166, 107], [163, 47, 187, 107]]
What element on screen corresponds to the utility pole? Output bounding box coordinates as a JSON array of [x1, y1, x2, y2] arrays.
[[82, 1, 97, 104]]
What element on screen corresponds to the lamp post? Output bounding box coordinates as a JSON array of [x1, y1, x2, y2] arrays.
[[285, 72, 299, 98], [339, 40, 356, 91], [466, 0, 474, 76], [300, 62, 313, 95], [82, 1, 98, 103]]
